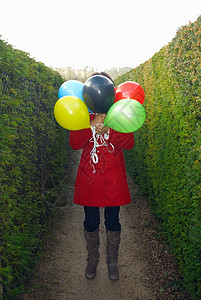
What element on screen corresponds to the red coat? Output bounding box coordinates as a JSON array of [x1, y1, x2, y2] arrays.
[[69, 119, 134, 207]]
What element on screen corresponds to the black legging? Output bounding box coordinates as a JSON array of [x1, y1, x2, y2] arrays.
[[84, 206, 121, 232]]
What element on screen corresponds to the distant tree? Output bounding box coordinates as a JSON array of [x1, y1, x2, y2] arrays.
[[52, 66, 132, 83]]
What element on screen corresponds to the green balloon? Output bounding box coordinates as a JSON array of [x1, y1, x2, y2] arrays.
[[104, 99, 146, 133]]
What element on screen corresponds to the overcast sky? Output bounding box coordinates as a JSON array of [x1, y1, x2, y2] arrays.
[[0, 0, 200, 70]]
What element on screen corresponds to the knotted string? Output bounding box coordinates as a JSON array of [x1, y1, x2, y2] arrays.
[[89, 126, 114, 173]]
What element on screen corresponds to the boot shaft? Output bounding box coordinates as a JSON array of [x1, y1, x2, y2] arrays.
[[106, 230, 121, 263], [84, 229, 100, 279], [106, 230, 121, 281], [84, 229, 100, 261]]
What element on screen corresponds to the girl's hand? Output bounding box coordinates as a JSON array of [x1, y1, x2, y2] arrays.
[[90, 114, 109, 135], [94, 123, 103, 135], [90, 113, 106, 127], [99, 126, 109, 135], [94, 123, 109, 135]]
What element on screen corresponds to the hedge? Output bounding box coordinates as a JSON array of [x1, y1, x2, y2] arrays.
[[115, 16, 201, 298], [0, 38, 69, 298]]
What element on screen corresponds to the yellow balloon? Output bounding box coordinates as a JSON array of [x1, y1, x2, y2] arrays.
[[54, 96, 90, 130]]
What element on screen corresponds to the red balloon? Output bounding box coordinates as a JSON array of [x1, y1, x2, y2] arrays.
[[115, 81, 145, 104]]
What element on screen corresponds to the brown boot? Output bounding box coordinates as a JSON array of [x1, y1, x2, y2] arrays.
[[106, 230, 121, 281], [84, 229, 100, 279]]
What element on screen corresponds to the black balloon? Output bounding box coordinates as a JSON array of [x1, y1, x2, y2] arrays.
[[83, 75, 115, 113]]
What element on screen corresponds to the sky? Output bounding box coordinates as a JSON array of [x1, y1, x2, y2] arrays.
[[0, 0, 200, 70]]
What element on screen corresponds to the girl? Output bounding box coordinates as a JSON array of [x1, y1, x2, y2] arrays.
[[69, 72, 134, 281]]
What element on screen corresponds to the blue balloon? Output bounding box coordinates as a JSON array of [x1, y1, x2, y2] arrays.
[[58, 80, 84, 100]]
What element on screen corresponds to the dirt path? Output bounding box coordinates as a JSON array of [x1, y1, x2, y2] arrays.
[[21, 151, 189, 300]]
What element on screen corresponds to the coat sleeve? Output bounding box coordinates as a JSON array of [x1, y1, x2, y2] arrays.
[[108, 129, 134, 150], [69, 128, 92, 150]]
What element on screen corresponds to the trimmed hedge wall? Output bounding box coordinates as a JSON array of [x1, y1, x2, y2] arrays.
[[0, 38, 69, 298], [115, 17, 201, 298]]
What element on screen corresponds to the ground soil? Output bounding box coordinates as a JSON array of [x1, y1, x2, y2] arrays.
[[21, 151, 190, 300]]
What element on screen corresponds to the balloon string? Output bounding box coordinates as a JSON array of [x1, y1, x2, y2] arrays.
[[89, 126, 114, 173]]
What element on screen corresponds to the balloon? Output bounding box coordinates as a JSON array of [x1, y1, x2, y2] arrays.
[[115, 81, 145, 104], [104, 99, 146, 133], [83, 75, 115, 113], [58, 80, 84, 100], [54, 96, 90, 130]]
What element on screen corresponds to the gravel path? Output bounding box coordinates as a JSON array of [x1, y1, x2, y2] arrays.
[[21, 151, 189, 300]]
